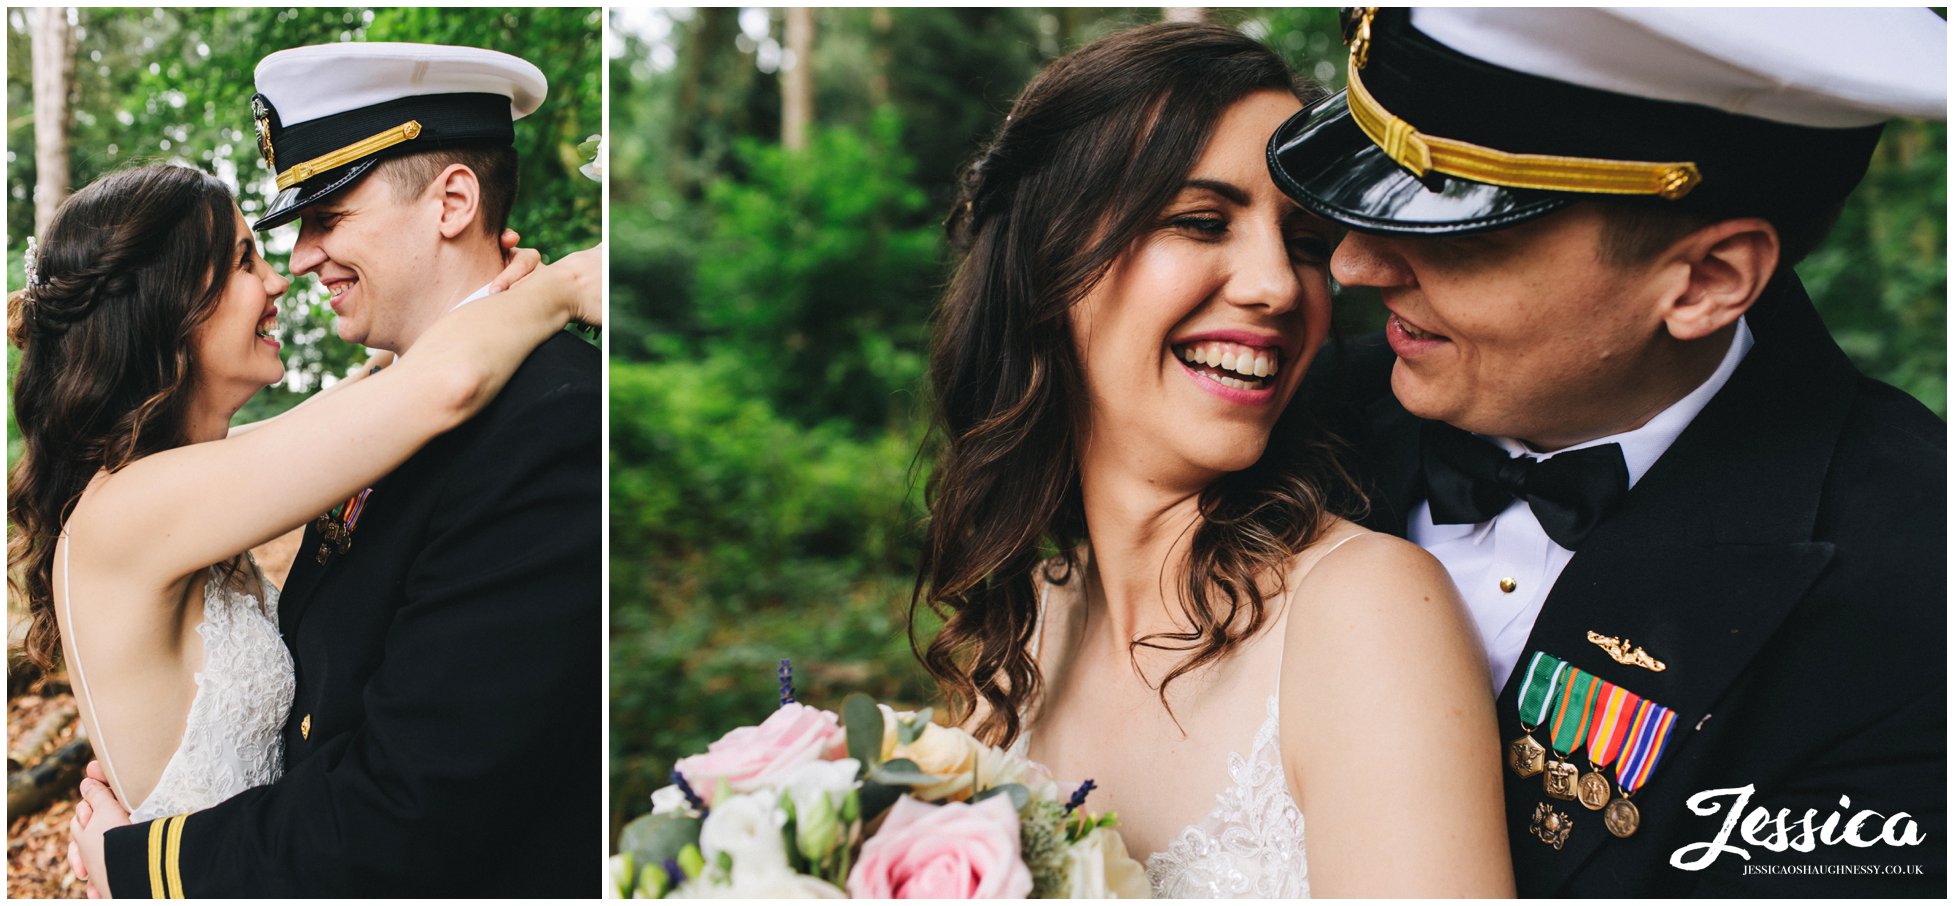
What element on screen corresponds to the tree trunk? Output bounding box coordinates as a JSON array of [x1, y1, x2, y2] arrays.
[[6, 737, 91, 817], [31, 7, 74, 236], [7, 703, 77, 772], [781, 7, 815, 152], [867, 8, 893, 109]]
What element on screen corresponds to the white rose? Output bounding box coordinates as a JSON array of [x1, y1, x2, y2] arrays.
[[1064, 826, 1154, 898], [696, 792, 791, 881], [976, 739, 1061, 800]]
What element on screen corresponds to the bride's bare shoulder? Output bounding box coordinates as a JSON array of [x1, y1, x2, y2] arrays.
[[1279, 520, 1476, 669]]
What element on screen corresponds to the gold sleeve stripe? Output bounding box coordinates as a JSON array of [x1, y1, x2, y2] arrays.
[[1345, 55, 1702, 200], [146, 819, 167, 898], [164, 813, 189, 899], [274, 120, 424, 191]]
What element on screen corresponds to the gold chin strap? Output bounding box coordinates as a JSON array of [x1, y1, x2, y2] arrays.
[[274, 120, 424, 191], [1345, 55, 1702, 200]]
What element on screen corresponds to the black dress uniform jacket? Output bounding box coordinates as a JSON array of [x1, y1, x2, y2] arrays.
[[104, 332, 601, 897], [1307, 273, 1945, 896]]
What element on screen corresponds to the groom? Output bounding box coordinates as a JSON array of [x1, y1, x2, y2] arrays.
[[1277, 8, 1945, 896], [75, 44, 601, 896]]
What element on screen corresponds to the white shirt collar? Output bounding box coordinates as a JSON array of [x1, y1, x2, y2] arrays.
[[1489, 316, 1755, 488], [449, 281, 495, 312], [392, 282, 497, 361]]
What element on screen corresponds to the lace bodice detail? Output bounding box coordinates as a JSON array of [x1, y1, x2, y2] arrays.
[[127, 561, 295, 822], [1142, 693, 1309, 898]]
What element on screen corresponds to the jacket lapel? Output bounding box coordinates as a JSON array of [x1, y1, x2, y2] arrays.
[[1497, 275, 1859, 891]]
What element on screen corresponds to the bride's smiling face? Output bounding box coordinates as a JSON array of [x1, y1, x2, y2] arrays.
[[1070, 90, 1336, 483], [190, 206, 289, 394]]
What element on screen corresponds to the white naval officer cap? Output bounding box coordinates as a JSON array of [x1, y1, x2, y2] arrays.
[[250, 42, 548, 231], [1270, 7, 1947, 236]]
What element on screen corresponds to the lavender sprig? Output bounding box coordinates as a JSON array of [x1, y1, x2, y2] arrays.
[[778, 658, 796, 706], [671, 769, 709, 817], [662, 857, 687, 888], [1064, 779, 1097, 815]]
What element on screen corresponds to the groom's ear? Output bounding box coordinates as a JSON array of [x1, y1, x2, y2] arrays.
[[431, 163, 484, 241]]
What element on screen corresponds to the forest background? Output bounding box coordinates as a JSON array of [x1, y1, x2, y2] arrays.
[[607, 6, 1947, 844], [4, 7, 601, 896]]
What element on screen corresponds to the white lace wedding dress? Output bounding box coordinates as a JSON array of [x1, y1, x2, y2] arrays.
[[1015, 581, 1317, 898], [64, 538, 296, 823]]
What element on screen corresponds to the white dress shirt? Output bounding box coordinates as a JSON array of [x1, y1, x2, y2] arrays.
[[1410, 318, 1756, 692]]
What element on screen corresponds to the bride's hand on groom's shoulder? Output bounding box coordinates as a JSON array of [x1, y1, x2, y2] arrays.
[[486, 228, 603, 329], [520, 246, 602, 328]]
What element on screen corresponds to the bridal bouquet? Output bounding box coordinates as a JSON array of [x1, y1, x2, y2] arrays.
[[608, 662, 1150, 898]]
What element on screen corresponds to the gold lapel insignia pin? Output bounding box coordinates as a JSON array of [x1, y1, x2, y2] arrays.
[[300, 714, 312, 740], [1587, 631, 1667, 672]]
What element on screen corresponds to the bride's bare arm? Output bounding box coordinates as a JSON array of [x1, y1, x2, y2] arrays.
[[1279, 533, 1515, 897], [71, 246, 601, 589]]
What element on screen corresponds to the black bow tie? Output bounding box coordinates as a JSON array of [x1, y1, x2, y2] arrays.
[[1419, 422, 1630, 550]]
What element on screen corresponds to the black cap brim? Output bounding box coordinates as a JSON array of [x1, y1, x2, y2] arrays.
[[1267, 92, 1572, 236], [250, 157, 378, 232]]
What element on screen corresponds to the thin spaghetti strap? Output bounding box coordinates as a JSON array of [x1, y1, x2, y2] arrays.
[[60, 529, 130, 807], [1318, 529, 1376, 560], [1274, 530, 1378, 702]]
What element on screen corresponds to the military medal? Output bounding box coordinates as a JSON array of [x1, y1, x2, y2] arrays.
[[1542, 667, 1598, 800], [314, 487, 373, 564], [1605, 699, 1677, 838], [1578, 680, 1640, 811], [1508, 652, 1566, 778]]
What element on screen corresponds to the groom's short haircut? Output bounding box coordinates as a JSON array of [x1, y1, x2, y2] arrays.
[[373, 145, 520, 238]]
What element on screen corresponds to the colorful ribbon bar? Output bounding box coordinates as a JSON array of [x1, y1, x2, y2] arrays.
[[1516, 652, 1566, 728], [1585, 681, 1641, 768], [1547, 668, 1599, 755], [1616, 699, 1676, 793], [342, 487, 372, 532]]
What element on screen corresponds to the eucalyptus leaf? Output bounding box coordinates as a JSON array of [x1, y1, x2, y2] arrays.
[[857, 779, 902, 823], [868, 758, 949, 788], [617, 812, 702, 867], [844, 693, 884, 771], [972, 782, 1029, 811]]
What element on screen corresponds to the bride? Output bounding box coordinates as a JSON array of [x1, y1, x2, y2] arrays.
[[915, 23, 1512, 897], [7, 164, 597, 827]]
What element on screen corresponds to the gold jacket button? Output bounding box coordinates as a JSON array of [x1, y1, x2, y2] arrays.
[[1499, 577, 1519, 594], [301, 714, 312, 740]]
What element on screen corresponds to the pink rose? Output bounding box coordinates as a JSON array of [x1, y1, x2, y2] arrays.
[[673, 703, 848, 804], [846, 795, 1033, 899]]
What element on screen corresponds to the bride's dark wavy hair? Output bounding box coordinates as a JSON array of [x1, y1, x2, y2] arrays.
[[914, 21, 1363, 747], [8, 163, 240, 677]]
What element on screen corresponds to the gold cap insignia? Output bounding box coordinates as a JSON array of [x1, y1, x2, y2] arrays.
[[1587, 631, 1667, 672], [251, 94, 277, 172], [1342, 7, 1378, 70]]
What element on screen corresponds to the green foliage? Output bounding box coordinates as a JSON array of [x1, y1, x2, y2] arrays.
[[608, 355, 936, 832], [693, 111, 942, 429], [6, 7, 601, 423], [1798, 120, 1947, 414]]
